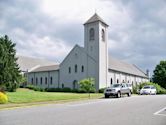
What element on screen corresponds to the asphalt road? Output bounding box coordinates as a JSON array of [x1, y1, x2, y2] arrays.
[[0, 95, 166, 125]]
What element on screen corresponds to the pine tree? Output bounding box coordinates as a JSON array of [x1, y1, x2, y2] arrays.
[[0, 35, 21, 92]]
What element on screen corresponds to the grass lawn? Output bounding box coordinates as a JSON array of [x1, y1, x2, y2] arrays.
[[6, 88, 103, 104]]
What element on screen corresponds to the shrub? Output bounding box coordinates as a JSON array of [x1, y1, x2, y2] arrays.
[[0, 92, 8, 104], [26, 85, 35, 90], [99, 88, 106, 93], [78, 78, 96, 93], [61, 87, 71, 92], [26, 85, 45, 92], [132, 85, 139, 94], [71, 89, 79, 93], [45, 87, 71, 92], [45, 88, 61, 92], [33, 86, 41, 91]]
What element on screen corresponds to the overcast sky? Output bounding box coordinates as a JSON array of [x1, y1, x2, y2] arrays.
[[0, 0, 166, 75]]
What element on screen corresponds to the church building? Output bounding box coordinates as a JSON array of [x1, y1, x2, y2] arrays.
[[24, 13, 149, 90]]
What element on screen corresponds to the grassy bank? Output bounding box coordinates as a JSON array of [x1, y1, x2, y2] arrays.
[[5, 88, 103, 104]]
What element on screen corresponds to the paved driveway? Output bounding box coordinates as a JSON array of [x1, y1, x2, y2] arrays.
[[0, 95, 166, 125]]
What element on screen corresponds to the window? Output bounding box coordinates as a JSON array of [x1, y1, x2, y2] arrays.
[[89, 28, 95, 40], [73, 80, 77, 89], [45, 77, 47, 84], [69, 67, 71, 74], [36, 78, 38, 85], [110, 78, 113, 85], [62, 84, 64, 88], [117, 79, 119, 83], [122, 80, 125, 83], [81, 65, 84, 72], [102, 29, 105, 41], [50, 77, 53, 84], [31, 78, 34, 84], [75, 64, 77, 73], [40, 77, 42, 85]]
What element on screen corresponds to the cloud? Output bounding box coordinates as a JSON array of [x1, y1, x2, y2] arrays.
[[0, 0, 166, 76]]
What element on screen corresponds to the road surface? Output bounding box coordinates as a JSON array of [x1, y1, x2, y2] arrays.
[[0, 95, 166, 125]]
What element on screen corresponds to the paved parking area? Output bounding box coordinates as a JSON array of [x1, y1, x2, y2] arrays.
[[0, 95, 166, 125]]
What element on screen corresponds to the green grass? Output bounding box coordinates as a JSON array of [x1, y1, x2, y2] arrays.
[[6, 88, 103, 104]]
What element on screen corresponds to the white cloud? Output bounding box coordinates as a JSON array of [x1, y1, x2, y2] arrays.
[[17, 35, 72, 62], [1, 0, 166, 74]]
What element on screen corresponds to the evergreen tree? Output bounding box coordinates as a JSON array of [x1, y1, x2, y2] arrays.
[[0, 35, 21, 92], [153, 61, 166, 89]]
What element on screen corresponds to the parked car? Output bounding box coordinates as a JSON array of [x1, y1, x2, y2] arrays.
[[125, 83, 133, 93], [140, 85, 157, 95], [104, 83, 131, 98]]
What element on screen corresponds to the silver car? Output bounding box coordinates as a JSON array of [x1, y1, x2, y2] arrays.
[[104, 83, 132, 98]]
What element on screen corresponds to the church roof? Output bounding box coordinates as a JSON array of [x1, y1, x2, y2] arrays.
[[84, 13, 108, 26], [108, 56, 148, 78], [30, 64, 59, 72], [17, 55, 57, 72]]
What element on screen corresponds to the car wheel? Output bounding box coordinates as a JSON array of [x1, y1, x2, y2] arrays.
[[117, 92, 121, 98], [127, 91, 131, 97], [105, 95, 109, 98]]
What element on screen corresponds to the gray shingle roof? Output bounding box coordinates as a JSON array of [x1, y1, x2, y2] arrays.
[[30, 65, 59, 72], [17, 56, 57, 72], [84, 13, 108, 26], [108, 56, 148, 78]]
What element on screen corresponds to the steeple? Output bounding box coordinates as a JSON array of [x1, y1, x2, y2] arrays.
[[84, 13, 108, 26], [84, 13, 109, 89]]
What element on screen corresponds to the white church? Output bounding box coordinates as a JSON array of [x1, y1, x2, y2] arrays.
[[19, 13, 149, 90]]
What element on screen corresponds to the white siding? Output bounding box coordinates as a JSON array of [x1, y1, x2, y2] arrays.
[[27, 71, 59, 88]]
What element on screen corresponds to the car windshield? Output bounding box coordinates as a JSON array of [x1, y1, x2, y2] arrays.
[[111, 84, 120, 88], [143, 86, 151, 89]]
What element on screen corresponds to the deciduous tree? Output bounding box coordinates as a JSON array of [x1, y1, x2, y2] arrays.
[[153, 61, 166, 89]]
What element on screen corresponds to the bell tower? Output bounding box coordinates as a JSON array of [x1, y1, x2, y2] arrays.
[[84, 13, 109, 89]]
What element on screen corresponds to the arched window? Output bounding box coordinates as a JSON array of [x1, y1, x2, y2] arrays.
[[31, 78, 34, 84], [89, 28, 95, 40], [50, 77, 53, 84], [110, 78, 113, 85], [69, 67, 71, 74], [102, 29, 105, 41], [75, 64, 77, 73], [62, 83, 64, 88], [81, 65, 84, 72], [36, 78, 38, 85], [40, 77, 42, 85], [117, 79, 119, 83], [73, 80, 77, 89], [45, 77, 47, 84]]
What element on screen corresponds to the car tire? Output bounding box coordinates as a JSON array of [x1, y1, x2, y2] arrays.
[[149, 91, 151, 95], [127, 91, 131, 97], [105, 95, 109, 98], [117, 92, 121, 98]]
